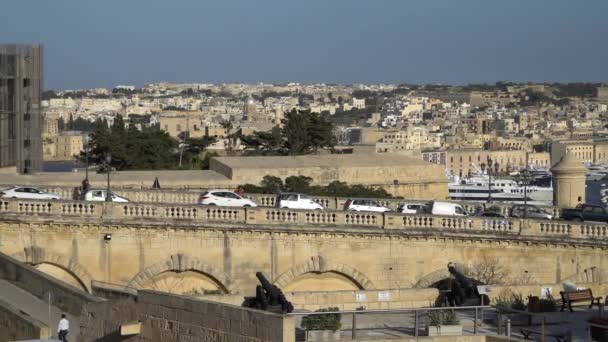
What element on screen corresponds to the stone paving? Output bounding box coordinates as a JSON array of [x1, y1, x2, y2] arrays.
[[295, 307, 604, 341], [0, 280, 79, 341]]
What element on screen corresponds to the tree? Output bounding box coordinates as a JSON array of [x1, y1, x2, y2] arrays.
[[260, 175, 284, 193], [281, 109, 335, 155], [282, 110, 310, 155], [464, 258, 509, 285], [284, 176, 312, 193], [241, 126, 283, 154]]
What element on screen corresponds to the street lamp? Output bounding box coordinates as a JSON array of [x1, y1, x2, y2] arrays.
[[83, 135, 90, 181], [105, 153, 112, 202], [487, 157, 493, 203], [516, 168, 533, 218]]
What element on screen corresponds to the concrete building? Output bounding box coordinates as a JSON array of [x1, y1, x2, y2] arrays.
[[0, 44, 43, 174]]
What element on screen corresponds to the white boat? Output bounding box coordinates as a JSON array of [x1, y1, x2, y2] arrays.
[[448, 173, 553, 205]]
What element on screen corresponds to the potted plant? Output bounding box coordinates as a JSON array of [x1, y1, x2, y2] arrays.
[[588, 316, 608, 342], [426, 310, 462, 336], [301, 307, 342, 341]]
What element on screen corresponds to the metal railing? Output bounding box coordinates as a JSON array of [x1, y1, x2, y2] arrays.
[[288, 305, 492, 340]]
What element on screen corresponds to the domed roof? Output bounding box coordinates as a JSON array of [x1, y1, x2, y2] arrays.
[[550, 153, 587, 173]]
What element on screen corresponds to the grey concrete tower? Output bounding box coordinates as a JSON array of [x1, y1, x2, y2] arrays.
[[0, 44, 43, 174]]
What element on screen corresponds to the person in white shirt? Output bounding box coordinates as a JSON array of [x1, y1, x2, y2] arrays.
[[57, 314, 69, 342]]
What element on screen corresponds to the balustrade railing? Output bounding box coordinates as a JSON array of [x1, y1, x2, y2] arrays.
[[0, 198, 604, 243]]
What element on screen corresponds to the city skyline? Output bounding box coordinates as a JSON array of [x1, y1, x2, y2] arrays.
[[3, 0, 608, 90]]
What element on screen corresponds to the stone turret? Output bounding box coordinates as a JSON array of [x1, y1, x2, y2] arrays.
[[550, 153, 587, 208]]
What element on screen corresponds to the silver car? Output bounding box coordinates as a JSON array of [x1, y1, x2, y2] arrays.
[[510, 204, 552, 219]]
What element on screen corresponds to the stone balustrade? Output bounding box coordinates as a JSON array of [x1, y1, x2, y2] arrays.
[[3, 183, 562, 218], [0, 198, 603, 244]]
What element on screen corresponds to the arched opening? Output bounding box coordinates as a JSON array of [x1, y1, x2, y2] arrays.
[[283, 271, 363, 292], [140, 270, 228, 295], [34, 263, 88, 292]]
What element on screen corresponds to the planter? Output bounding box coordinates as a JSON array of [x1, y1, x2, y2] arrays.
[[306, 330, 341, 341], [426, 325, 463, 336], [590, 325, 608, 342]]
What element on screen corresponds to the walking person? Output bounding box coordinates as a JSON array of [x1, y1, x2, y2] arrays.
[[57, 314, 69, 342]]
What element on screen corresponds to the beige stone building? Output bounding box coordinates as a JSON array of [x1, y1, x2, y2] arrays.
[[594, 141, 608, 164], [446, 149, 528, 177], [550, 140, 594, 166], [159, 112, 205, 138], [210, 154, 448, 199], [55, 131, 84, 160]]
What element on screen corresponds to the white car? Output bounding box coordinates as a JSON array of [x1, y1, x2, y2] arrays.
[[84, 189, 129, 203], [0, 186, 61, 200], [198, 190, 257, 208], [343, 199, 391, 212], [398, 203, 424, 214], [277, 193, 323, 210]]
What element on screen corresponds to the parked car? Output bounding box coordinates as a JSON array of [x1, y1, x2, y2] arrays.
[[276, 193, 323, 210], [397, 202, 424, 214], [476, 211, 504, 218], [198, 190, 257, 207], [418, 201, 468, 216], [510, 204, 552, 220], [0, 186, 61, 200], [343, 199, 391, 212], [84, 189, 129, 202], [562, 204, 608, 223]]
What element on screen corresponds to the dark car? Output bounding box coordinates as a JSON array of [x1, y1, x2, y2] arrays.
[[476, 211, 504, 218], [562, 204, 608, 223]]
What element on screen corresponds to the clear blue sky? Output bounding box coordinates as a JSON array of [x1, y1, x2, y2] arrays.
[[2, 0, 607, 90]]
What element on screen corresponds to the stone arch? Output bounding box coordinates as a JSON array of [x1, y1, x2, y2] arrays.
[[274, 256, 376, 290], [11, 246, 93, 293], [127, 253, 232, 293], [413, 268, 451, 288]]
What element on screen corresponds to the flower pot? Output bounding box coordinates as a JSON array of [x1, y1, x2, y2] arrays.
[[426, 325, 463, 336], [306, 330, 341, 341], [590, 325, 608, 342]]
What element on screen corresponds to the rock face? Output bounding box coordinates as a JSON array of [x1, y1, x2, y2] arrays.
[[551, 153, 587, 208]]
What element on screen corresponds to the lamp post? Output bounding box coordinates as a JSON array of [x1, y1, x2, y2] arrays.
[[516, 168, 533, 218], [105, 153, 112, 202], [487, 157, 493, 203], [84, 135, 90, 181]]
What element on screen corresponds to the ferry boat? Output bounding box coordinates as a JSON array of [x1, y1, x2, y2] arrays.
[[448, 173, 553, 205]]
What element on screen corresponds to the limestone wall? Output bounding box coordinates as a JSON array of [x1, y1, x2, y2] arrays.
[[0, 252, 103, 316], [0, 298, 50, 342], [80, 290, 295, 342], [1, 200, 607, 297]]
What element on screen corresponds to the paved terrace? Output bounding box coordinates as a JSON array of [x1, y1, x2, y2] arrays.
[[0, 198, 603, 245]]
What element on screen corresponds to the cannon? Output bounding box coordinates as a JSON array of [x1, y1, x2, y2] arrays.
[[434, 262, 481, 307], [242, 272, 294, 314]]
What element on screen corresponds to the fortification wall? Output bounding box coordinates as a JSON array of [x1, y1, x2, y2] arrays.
[[0, 298, 50, 341]]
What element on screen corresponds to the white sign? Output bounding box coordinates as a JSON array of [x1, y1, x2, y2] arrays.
[[540, 287, 553, 298], [378, 291, 390, 302], [355, 293, 367, 303], [477, 286, 492, 295]]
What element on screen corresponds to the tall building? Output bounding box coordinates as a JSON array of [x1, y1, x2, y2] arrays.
[[0, 44, 43, 173]]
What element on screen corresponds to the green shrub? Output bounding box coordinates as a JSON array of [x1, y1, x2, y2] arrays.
[[493, 289, 527, 312], [428, 310, 460, 326], [301, 307, 342, 331]]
